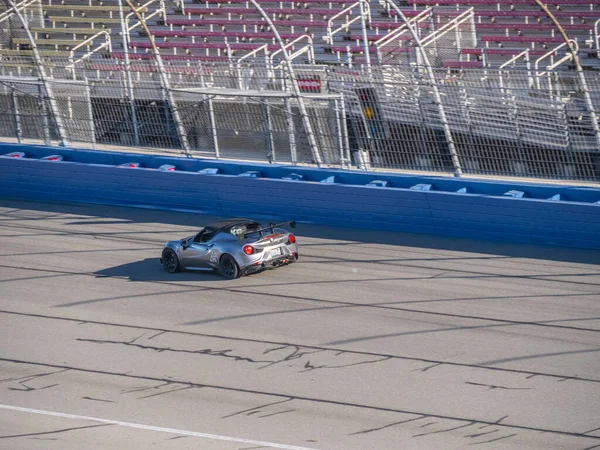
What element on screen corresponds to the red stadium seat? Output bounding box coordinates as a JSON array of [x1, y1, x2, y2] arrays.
[[129, 41, 281, 51]]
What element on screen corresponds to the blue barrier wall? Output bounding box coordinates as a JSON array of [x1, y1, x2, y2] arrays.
[[1, 143, 600, 249]]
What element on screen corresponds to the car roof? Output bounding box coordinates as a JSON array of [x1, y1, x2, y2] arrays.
[[208, 218, 258, 231]]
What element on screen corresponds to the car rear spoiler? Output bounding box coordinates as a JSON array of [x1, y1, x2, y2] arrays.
[[243, 220, 296, 238]]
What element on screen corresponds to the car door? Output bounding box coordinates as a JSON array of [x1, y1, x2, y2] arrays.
[[180, 227, 217, 269]]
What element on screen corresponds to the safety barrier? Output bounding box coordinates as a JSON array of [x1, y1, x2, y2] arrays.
[[1, 143, 600, 249]]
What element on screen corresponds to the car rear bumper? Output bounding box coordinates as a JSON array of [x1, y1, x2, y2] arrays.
[[241, 252, 298, 275]]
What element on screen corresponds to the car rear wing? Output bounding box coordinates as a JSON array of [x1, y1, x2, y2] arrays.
[[243, 221, 296, 238]]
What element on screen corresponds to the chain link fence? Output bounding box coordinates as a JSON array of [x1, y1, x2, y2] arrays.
[[0, 4, 599, 181]]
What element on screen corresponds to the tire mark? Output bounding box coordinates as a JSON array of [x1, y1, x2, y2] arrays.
[[0, 357, 598, 442], [1, 309, 598, 384], [413, 422, 474, 437], [0, 424, 111, 439], [349, 416, 426, 435], [468, 433, 518, 445]]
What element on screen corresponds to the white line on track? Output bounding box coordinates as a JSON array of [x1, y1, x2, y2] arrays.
[[0, 404, 318, 450]]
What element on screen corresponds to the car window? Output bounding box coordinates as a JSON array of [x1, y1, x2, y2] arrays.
[[202, 230, 217, 242], [193, 227, 217, 243], [230, 222, 261, 237]]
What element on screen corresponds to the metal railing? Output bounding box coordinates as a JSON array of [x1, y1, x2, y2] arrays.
[[2, 58, 600, 180], [0, 1, 599, 182], [66, 30, 112, 73]]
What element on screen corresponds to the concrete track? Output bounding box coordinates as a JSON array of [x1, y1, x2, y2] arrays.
[[0, 199, 598, 450]]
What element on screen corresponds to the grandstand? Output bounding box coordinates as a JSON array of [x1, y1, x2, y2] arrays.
[[0, 0, 599, 180]]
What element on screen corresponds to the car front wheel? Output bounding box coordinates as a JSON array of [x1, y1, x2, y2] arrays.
[[219, 254, 240, 280], [162, 248, 180, 273]]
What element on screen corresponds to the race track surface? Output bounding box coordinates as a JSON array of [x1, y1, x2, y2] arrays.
[[0, 199, 598, 450]]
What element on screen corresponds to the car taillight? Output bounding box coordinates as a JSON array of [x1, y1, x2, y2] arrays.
[[287, 234, 296, 244], [243, 245, 254, 255]]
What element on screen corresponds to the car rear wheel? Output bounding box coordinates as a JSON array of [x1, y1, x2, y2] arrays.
[[219, 254, 240, 280], [162, 248, 180, 273]]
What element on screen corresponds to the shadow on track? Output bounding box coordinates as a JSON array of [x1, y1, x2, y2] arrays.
[[94, 257, 226, 283], [2, 198, 599, 265]]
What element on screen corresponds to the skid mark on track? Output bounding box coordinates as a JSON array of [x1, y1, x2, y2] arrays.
[[78, 338, 274, 365], [223, 399, 294, 419], [465, 382, 533, 391], [1, 368, 69, 393], [1, 309, 598, 384], [1, 357, 599, 444], [82, 396, 117, 404], [0, 423, 111, 440], [349, 416, 426, 435]]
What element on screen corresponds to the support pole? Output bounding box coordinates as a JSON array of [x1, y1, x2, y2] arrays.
[[125, 0, 190, 154], [207, 97, 219, 158], [118, 0, 140, 146], [11, 87, 22, 143], [261, 101, 275, 163], [534, 0, 600, 149], [333, 98, 345, 166], [4, 0, 69, 147], [358, 0, 371, 79], [339, 94, 351, 167], [386, 2, 463, 176], [284, 98, 297, 164], [84, 77, 97, 145], [248, 0, 323, 166], [38, 83, 50, 145]]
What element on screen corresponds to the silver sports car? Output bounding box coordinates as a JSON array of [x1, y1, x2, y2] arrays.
[[160, 218, 298, 279]]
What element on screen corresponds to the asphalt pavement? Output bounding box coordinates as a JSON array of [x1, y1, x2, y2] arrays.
[[0, 199, 598, 449]]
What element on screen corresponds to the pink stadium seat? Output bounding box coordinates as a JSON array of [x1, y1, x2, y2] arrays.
[[111, 52, 230, 61], [151, 0, 597, 68], [481, 35, 565, 44], [330, 45, 411, 53], [390, 9, 600, 19], [349, 33, 413, 42], [164, 18, 329, 27], [385, 10, 435, 17], [130, 41, 281, 51], [462, 48, 556, 56], [476, 10, 600, 18], [151, 30, 304, 40], [179, 7, 350, 16], [474, 23, 593, 31], [89, 62, 217, 74]]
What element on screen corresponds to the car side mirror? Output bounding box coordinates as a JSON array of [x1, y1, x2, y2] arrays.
[[180, 239, 188, 249], [290, 221, 296, 229]]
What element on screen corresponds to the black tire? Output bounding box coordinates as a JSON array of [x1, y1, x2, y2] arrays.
[[162, 248, 180, 273], [219, 254, 240, 280]]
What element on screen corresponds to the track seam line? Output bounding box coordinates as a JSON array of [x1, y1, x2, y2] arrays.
[[0, 357, 598, 441], [0, 309, 597, 383], [0, 263, 598, 334]]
